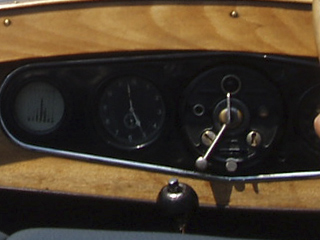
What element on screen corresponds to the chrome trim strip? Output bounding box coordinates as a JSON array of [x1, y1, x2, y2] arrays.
[[2, 126, 320, 183]]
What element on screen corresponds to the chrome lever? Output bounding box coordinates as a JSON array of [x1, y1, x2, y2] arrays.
[[195, 93, 231, 171]]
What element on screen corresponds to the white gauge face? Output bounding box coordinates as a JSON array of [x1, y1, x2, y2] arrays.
[[14, 81, 65, 133]]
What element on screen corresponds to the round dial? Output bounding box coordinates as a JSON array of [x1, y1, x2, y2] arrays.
[[181, 66, 283, 172], [14, 81, 65, 134], [98, 76, 166, 149]]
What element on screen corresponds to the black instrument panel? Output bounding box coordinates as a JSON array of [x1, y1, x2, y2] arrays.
[[1, 51, 320, 181]]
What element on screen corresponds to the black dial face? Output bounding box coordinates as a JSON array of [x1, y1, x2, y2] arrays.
[[98, 76, 166, 149], [181, 66, 283, 172]]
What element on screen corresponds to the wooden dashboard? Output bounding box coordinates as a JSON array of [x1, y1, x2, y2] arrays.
[[0, 0, 320, 210]]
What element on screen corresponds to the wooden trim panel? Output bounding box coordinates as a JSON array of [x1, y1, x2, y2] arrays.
[[2, 132, 320, 210], [0, 1, 317, 63], [0, 0, 319, 210]]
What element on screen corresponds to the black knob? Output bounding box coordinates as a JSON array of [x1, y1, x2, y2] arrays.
[[156, 178, 199, 232]]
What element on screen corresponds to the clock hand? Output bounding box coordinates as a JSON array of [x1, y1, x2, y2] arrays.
[[127, 83, 134, 111], [127, 83, 145, 137]]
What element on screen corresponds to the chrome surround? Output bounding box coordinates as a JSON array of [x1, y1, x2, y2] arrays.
[[2, 123, 320, 183]]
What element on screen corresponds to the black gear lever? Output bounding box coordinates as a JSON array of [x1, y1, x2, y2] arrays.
[[156, 178, 199, 233]]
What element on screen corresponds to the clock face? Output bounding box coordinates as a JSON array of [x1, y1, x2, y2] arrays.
[[98, 76, 166, 149]]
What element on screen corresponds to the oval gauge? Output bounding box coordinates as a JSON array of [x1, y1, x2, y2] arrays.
[[14, 81, 65, 134], [98, 76, 166, 149]]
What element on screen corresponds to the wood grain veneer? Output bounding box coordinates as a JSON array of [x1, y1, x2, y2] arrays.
[[0, 1, 317, 62], [0, 0, 319, 209]]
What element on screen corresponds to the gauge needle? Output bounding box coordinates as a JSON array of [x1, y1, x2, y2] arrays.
[[127, 83, 146, 137]]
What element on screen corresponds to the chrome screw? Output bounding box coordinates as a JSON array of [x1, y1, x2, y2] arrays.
[[3, 19, 11, 27], [201, 130, 216, 147], [230, 10, 239, 18]]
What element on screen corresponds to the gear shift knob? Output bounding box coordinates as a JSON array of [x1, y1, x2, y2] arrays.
[[156, 178, 199, 233]]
